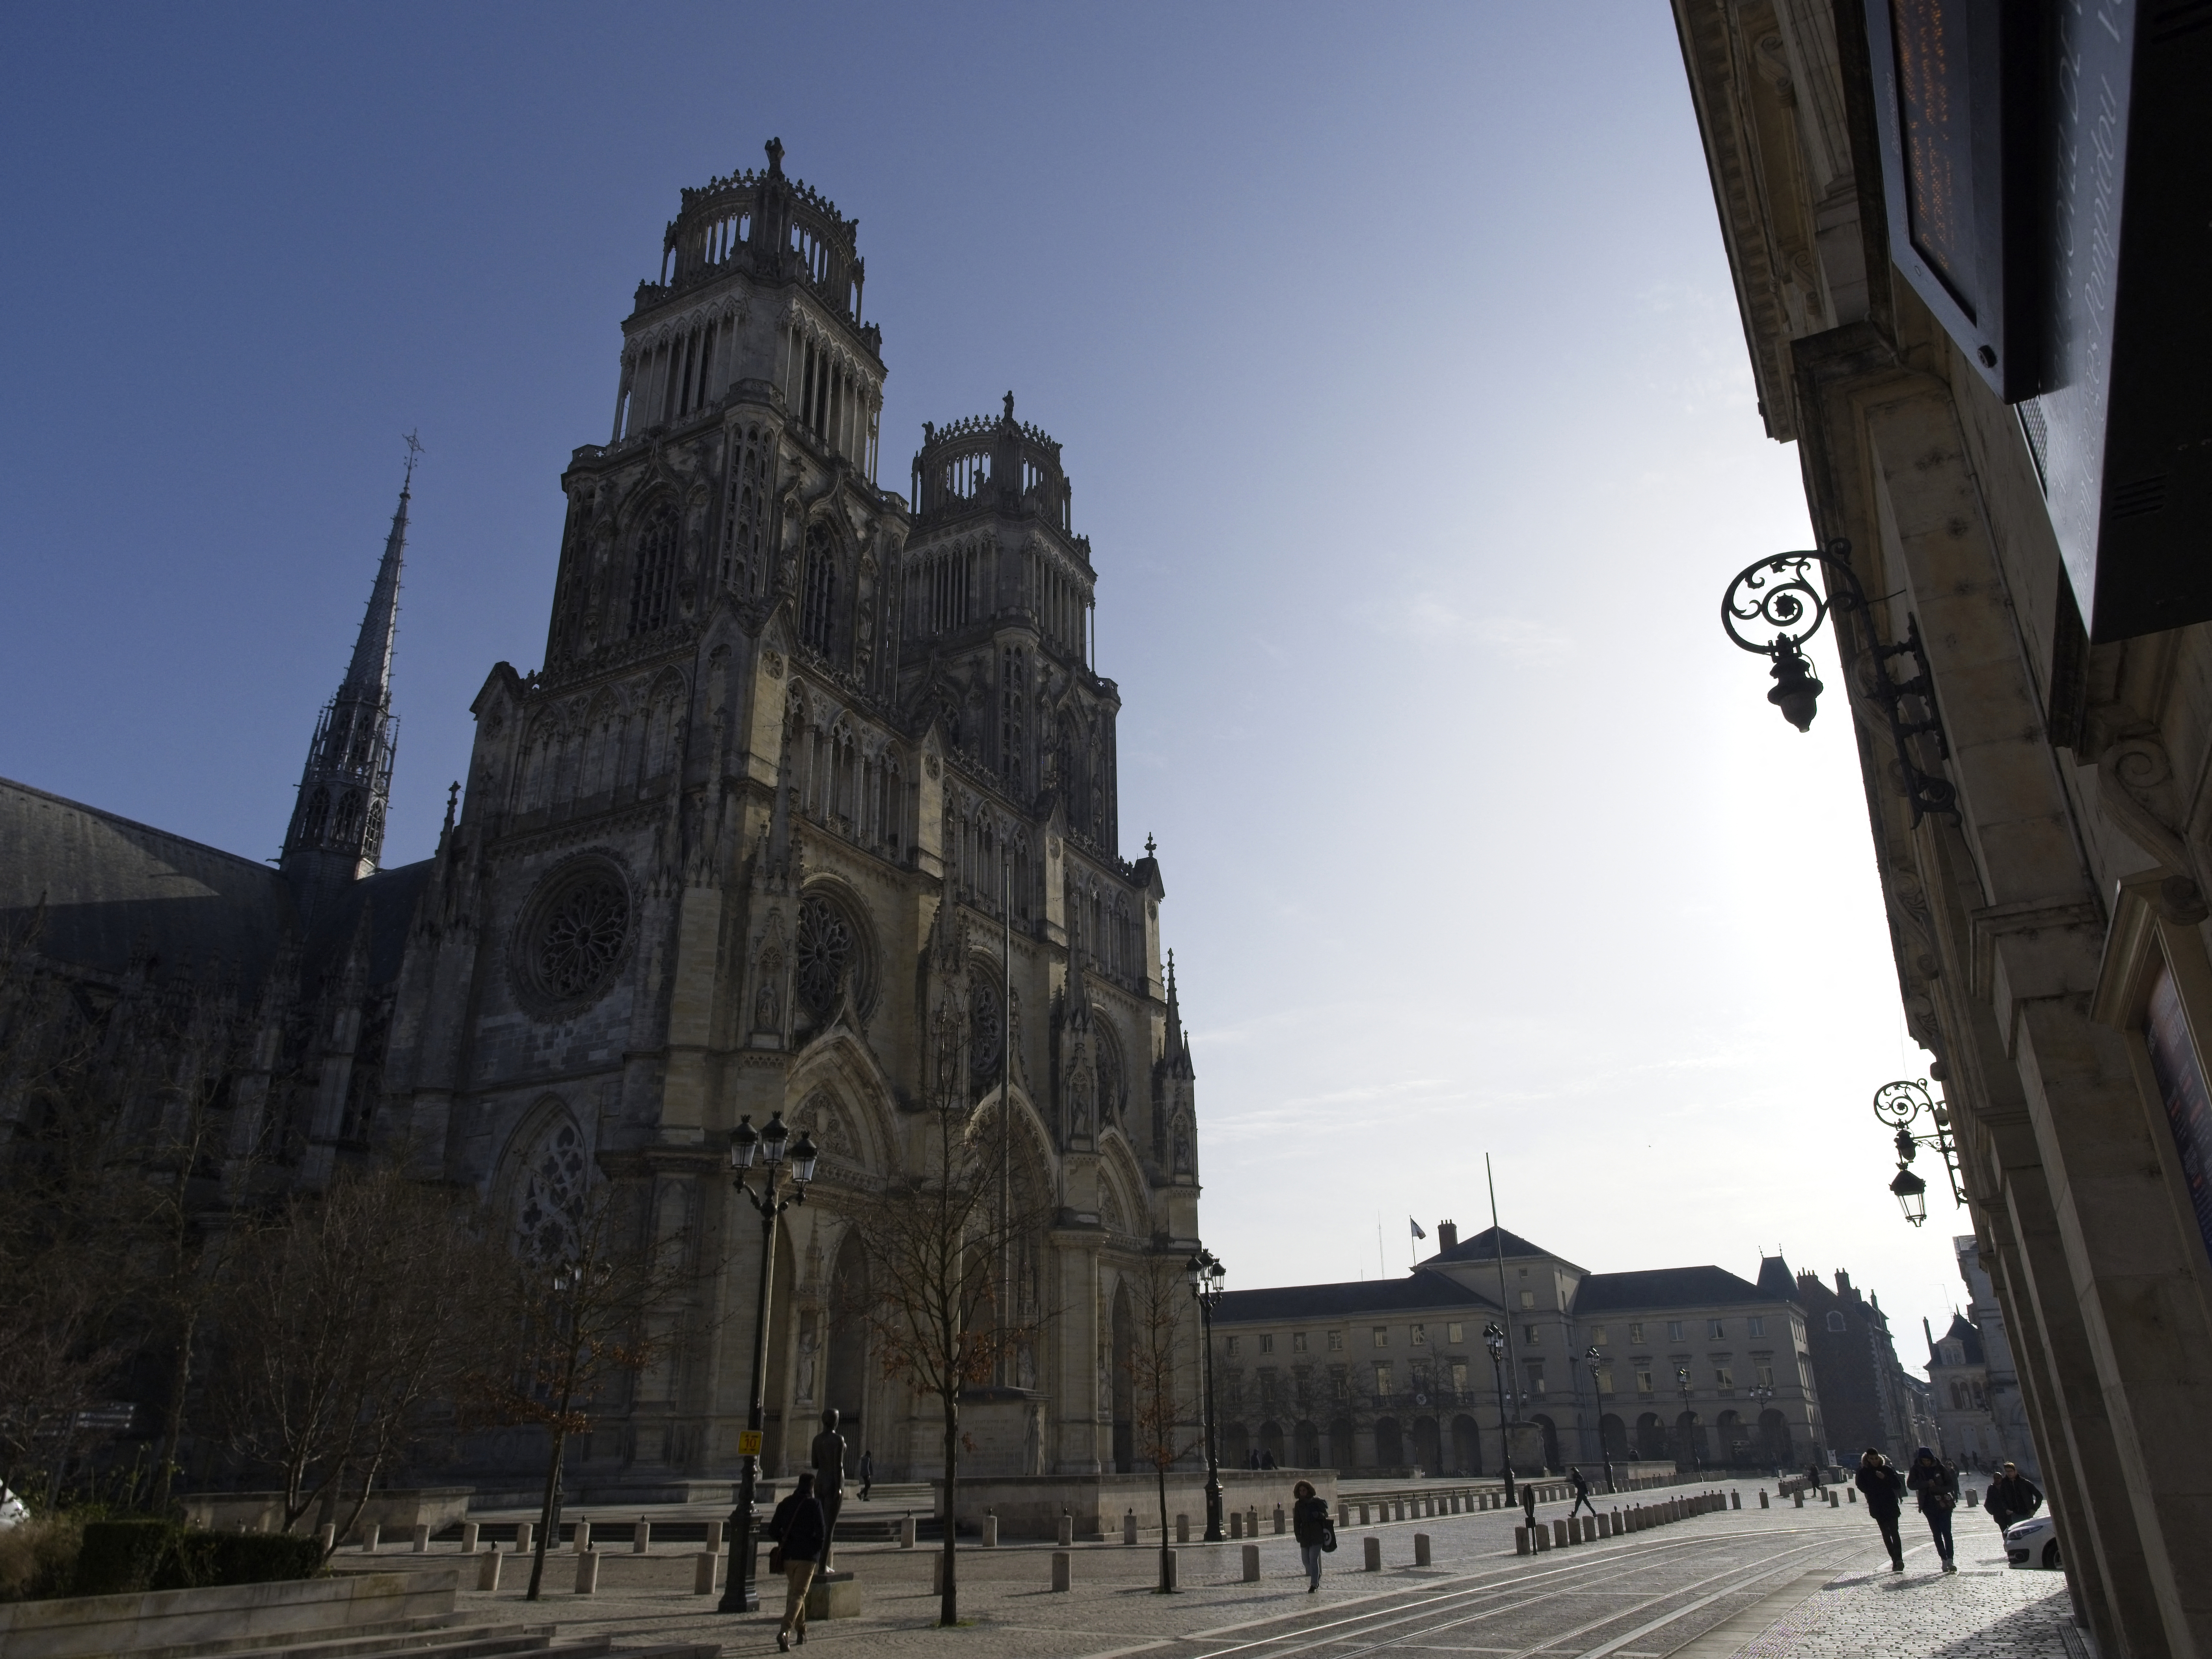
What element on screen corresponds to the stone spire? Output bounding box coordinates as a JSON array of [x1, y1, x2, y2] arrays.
[[279, 448, 415, 922]]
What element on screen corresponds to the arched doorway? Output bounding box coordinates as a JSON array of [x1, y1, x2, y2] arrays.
[[1412, 1416, 1440, 1473], [1295, 1421, 1320, 1467], [1636, 1412, 1665, 1460], [1259, 1421, 1285, 1466], [1222, 1421, 1250, 1469], [1111, 1281, 1135, 1473], [1329, 1417, 1357, 1472], [1715, 1409, 1743, 1464], [1601, 1414, 1627, 1459], [1452, 1414, 1481, 1476], [1374, 1417, 1403, 1467], [824, 1229, 870, 1473], [1533, 1414, 1561, 1473], [1674, 1411, 1704, 1470], [1758, 1409, 1790, 1465]]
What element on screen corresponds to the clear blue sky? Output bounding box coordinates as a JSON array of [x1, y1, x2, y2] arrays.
[[0, 4, 1963, 1372]]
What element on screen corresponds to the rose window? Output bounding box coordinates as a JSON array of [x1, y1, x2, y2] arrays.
[[794, 894, 854, 1023], [528, 868, 629, 1004]]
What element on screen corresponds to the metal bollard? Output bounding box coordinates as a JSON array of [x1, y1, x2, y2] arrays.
[[900, 1515, 916, 1549], [412, 1522, 431, 1553], [1275, 1504, 1285, 1534], [1058, 1513, 1074, 1548], [515, 1522, 533, 1554], [634, 1516, 650, 1553], [1759, 1490, 1769, 1508], [707, 1519, 723, 1553], [1052, 1550, 1071, 1592], [477, 1549, 503, 1592], [1414, 1532, 1431, 1566], [1515, 1525, 1531, 1555], [573, 1549, 599, 1595], [1794, 1491, 1805, 1508], [462, 1521, 480, 1554], [1363, 1535, 1382, 1571], [1124, 1510, 1138, 1545], [1358, 1502, 1371, 1525], [1553, 1519, 1568, 1550], [1176, 1513, 1188, 1544], [573, 1517, 591, 1554], [1828, 1490, 1839, 1508], [984, 1513, 999, 1548], [1248, 1505, 1260, 1537], [1242, 1543, 1260, 1582], [1231, 1511, 1243, 1540], [1731, 1490, 1741, 1510], [1849, 1487, 1859, 1503], [693, 1551, 718, 1595], [361, 1523, 380, 1554]]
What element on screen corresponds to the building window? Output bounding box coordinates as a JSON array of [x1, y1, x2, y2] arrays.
[[1715, 1367, 1735, 1391], [1628, 1323, 1644, 1344], [1708, 1320, 1726, 1340], [1523, 1324, 1540, 1345], [1374, 1364, 1392, 1395], [1589, 1324, 1607, 1345], [629, 500, 680, 636], [1373, 1327, 1389, 1348], [1827, 1311, 1846, 1333], [1259, 1333, 1274, 1354], [1293, 1332, 1308, 1353], [1327, 1331, 1344, 1352], [1756, 1362, 1774, 1389], [1451, 1361, 1468, 1394], [1635, 1368, 1654, 1394], [1596, 1366, 1615, 1393], [800, 521, 838, 655], [1225, 1337, 1240, 1358], [1447, 1322, 1464, 1344], [1519, 1289, 1536, 1310], [1666, 1321, 1685, 1342], [1525, 1363, 1545, 1395], [1411, 1323, 1427, 1346], [1747, 1316, 1764, 1337]]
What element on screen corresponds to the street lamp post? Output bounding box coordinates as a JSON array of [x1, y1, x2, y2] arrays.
[[1872, 1079, 1964, 1226], [1187, 1248, 1227, 1543], [1676, 1367, 1697, 1472], [1585, 1347, 1613, 1493], [1750, 1382, 1777, 1471], [718, 1111, 820, 1615], [1484, 1321, 1514, 1503]]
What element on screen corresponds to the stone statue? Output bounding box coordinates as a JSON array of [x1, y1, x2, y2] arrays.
[[810, 1407, 847, 1569]]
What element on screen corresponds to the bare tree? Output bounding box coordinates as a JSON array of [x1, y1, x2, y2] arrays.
[[846, 1095, 1048, 1626], [1123, 1250, 1202, 1592], [467, 1176, 696, 1602], [210, 1164, 502, 1551]]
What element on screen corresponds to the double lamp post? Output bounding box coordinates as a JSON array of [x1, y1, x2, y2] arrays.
[[1187, 1246, 1227, 1542]]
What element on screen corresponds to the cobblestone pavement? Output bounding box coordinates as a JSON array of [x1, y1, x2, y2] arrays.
[[360, 1480, 2076, 1657]]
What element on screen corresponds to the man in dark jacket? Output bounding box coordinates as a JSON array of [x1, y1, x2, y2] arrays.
[[1853, 1448, 1906, 1572], [1520, 1480, 1538, 1537], [1987, 1462, 2041, 1534], [768, 1471, 829, 1651], [1568, 1467, 1596, 1519], [1290, 1479, 1332, 1592]]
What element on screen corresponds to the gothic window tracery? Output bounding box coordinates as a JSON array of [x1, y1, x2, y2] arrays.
[[629, 500, 680, 636], [303, 787, 330, 844], [333, 791, 362, 845], [969, 978, 1003, 1093], [800, 521, 838, 657], [720, 425, 771, 597], [514, 1114, 590, 1264], [794, 892, 856, 1025], [535, 872, 629, 1000]]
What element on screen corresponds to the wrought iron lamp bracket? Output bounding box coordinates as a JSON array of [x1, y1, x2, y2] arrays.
[[1872, 1077, 1967, 1205], [1720, 540, 1958, 825]]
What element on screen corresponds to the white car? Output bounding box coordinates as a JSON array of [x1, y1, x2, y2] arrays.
[[2005, 1513, 2061, 1570], [0, 1486, 27, 1531]]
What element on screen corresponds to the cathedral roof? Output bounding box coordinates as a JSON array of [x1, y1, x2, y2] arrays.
[[0, 776, 292, 989], [1213, 1269, 1501, 1324]]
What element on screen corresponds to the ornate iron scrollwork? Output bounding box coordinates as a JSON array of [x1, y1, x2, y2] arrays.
[[1872, 1076, 1966, 1206], [1719, 539, 1959, 825]]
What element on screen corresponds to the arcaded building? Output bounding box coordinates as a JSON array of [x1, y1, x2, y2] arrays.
[[0, 142, 1201, 1493]]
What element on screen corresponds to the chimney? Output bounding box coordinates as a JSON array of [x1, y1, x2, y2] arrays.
[[1438, 1221, 1459, 1253]]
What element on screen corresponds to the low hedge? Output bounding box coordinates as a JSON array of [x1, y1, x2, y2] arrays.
[[74, 1520, 323, 1597]]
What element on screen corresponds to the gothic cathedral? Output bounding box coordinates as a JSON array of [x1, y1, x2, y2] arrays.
[[0, 141, 1202, 1490]]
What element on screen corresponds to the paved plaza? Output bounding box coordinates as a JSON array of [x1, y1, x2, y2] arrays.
[[343, 1479, 2079, 1658]]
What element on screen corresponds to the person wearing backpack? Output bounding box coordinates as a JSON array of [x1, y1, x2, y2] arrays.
[[767, 1470, 829, 1650], [1854, 1448, 1906, 1572], [1906, 1447, 1959, 1574], [1291, 1480, 1334, 1592]]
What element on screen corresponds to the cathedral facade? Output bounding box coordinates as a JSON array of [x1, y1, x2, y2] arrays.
[[0, 141, 1200, 1492]]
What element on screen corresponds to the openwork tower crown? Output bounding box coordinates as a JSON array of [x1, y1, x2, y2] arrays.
[[913, 392, 1076, 538]]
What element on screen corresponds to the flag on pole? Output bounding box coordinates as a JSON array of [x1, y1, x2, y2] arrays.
[[1409, 1217, 1426, 1240]]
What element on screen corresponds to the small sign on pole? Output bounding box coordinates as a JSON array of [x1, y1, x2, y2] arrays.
[[738, 1430, 764, 1457]]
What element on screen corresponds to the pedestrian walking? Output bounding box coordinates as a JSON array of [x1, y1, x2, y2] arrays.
[[1569, 1467, 1597, 1519], [1986, 1461, 2041, 1534], [768, 1470, 829, 1650], [1906, 1447, 1959, 1574], [1291, 1479, 1333, 1592], [1854, 1448, 1906, 1572], [1806, 1461, 1824, 1494], [1520, 1480, 1537, 1533], [857, 1449, 873, 1502]]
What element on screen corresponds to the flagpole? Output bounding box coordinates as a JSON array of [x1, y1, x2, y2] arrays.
[[1488, 1154, 1519, 1499]]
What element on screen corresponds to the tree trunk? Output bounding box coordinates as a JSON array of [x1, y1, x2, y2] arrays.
[[939, 1394, 959, 1625], [151, 1305, 195, 1513], [527, 1426, 566, 1601], [1155, 1463, 1172, 1591]]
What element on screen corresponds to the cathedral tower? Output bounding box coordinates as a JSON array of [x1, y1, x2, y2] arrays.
[[279, 451, 411, 923]]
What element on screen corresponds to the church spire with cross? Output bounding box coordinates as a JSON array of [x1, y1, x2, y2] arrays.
[[279, 438, 417, 921]]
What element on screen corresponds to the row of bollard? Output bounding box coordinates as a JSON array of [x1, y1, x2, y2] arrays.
[[348, 1512, 681, 1557], [1514, 1488, 1733, 1555]]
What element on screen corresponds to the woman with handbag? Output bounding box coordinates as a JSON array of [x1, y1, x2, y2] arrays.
[[768, 1471, 830, 1650], [1291, 1480, 1334, 1592], [1906, 1447, 1959, 1574]]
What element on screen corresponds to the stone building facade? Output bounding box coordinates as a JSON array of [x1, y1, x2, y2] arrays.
[[1673, 6, 2212, 1649], [0, 142, 1202, 1493], [1790, 1267, 1915, 1465], [1207, 1225, 1825, 1476]]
